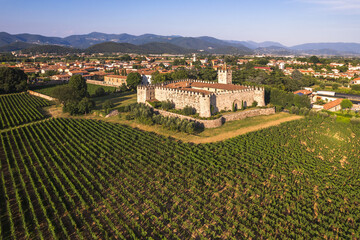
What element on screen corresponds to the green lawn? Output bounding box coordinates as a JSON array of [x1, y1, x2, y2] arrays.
[[33, 83, 117, 98], [87, 83, 117, 96], [92, 91, 137, 110]]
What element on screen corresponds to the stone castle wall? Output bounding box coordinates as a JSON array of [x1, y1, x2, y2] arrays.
[[222, 107, 275, 122], [154, 87, 212, 117], [146, 103, 275, 128], [210, 88, 265, 112], [153, 108, 223, 128], [137, 80, 265, 118]]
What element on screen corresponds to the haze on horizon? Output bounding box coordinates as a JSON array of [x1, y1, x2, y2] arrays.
[[1, 0, 360, 46]]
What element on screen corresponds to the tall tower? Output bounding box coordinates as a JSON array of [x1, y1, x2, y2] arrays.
[[218, 64, 232, 84]]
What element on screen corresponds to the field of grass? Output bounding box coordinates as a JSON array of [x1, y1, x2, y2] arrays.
[[86, 83, 117, 96], [1, 116, 360, 239], [92, 91, 137, 110], [33, 83, 117, 98]]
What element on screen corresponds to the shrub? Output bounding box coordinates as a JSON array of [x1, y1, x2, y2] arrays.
[[318, 112, 329, 118], [351, 84, 360, 91], [350, 117, 360, 124], [299, 107, 309, 116], [103, 100, 113, 114], [125, 114, 133, 120], [185, 122, 195, 134], [94, 87, 106, 97], [290, 106, 299, 115], [161, 100, 174, 110], [251, 101, 258, 108], [182, 106, 196, 116], [309, 109, 318, 116], [332, 83, 339, 90]]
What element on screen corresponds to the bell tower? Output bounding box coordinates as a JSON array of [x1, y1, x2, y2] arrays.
[[218, 63, 232, 84]]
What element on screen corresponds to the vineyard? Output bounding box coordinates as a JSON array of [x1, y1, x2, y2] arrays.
[[1, 116, 360, 239], [0, 93, 50, 130]]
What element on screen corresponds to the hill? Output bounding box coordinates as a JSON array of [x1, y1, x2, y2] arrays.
[[0, 32, 253, 54], [0, 32, 70, 47], [0, 42, 36, 52], [85, 41, 196, 54], [21, 45, 80, 54], [291, 42, 360, 54]]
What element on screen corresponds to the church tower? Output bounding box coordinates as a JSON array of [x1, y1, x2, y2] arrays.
[[218, 63, 232, 84]]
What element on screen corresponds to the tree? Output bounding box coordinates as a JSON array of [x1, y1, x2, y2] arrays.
[[291, 70, 303, 83], [94, 87, 106, 97], [68, 75, 87, 98], [102, 100, 113, 114], [332, 83, 339, 90], [126, 72, 142, 89], [340, 99, 353, 110], [78, 97, 94, 114], [52, 85, 80, 103], [351, 85, 360, 91], [309, 56, 320, 64], [0, 67, 27, 93], [171, 69, 189, 80]]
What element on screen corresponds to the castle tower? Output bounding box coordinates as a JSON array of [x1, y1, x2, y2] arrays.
[[218, 64, 232, 84]]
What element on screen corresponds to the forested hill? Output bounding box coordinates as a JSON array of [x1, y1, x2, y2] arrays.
[[85, 42, 197, 54]]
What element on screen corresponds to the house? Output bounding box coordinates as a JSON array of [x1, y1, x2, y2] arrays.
[[350, 78, 360, 85], [254, 67, 272, 71], [69, 70, 87, 76], [104, 75, 127, 86], [323, 98, 343, 111], [294, 90, 312, 96], [51, 74, 71, 81]]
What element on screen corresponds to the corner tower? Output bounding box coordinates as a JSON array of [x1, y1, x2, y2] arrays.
[[218, 64, 232, 84]]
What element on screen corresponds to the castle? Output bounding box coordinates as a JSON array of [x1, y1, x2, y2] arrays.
[[137, 67, 265, 118]]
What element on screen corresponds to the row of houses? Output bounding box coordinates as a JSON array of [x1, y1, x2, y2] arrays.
[[294, 89, 360, 111]]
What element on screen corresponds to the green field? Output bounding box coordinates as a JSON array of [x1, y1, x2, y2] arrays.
[[1, 92, 360, 239], [92, 91, 137, 110], [0, 93, 50, 129], [1, 113, 360, 239], [33, 83, 117, 98]]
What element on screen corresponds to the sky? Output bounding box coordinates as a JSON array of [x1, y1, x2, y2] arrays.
[[0, 0, 360, 46]]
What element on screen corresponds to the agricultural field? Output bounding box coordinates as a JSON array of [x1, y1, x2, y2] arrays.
[[0, 93, 50, 130], [1, 117, 360, 239]]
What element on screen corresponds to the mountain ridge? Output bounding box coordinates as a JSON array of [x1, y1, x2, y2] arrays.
[[1, 32, 360, 55]]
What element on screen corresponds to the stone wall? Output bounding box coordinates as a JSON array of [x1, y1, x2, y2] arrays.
[[87, 79, 119, 87], [154, 87, 212, 117], [153, 108, 223, 129], [210, 88, 265, 113], [27, 90, 56, 101], [148, 104, 275, 129], [222, 107, 275, 122]]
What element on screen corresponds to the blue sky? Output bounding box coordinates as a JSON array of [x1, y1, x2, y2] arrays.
[[0, 0, 359, 46]]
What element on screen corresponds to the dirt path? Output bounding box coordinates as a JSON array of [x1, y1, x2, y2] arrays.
[[191, 115, 303, 144]]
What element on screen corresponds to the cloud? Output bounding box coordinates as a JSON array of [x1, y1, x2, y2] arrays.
[[299, 0, 360, 10]]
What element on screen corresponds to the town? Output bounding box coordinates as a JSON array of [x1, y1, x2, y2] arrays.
[[3, 51, 360, 115]]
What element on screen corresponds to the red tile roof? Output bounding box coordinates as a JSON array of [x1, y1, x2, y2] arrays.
[[294, 90, 312, 95], [105, 75, 127, 79], [323, 98, 343, 110], [163, 81, 248, 95]]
